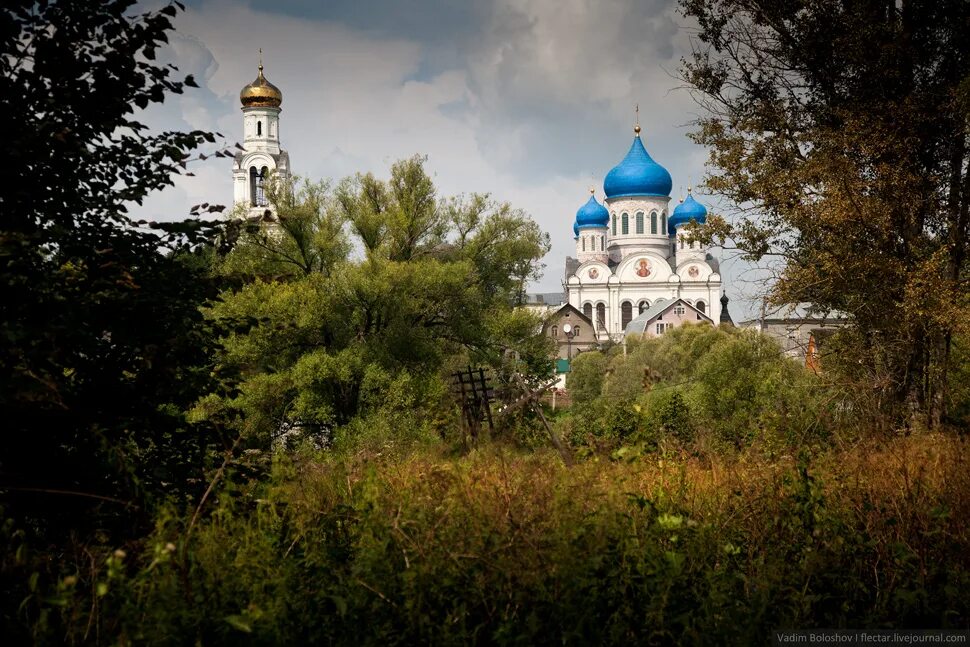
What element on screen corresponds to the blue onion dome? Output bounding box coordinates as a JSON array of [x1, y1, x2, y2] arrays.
[[603, 128, 673, 199], [574, 191, 609, 230], [668, 190, 708, 234]]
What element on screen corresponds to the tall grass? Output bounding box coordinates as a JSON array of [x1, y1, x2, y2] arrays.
[[20, 432, 969, 645]]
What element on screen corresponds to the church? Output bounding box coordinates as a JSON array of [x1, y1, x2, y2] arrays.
[[228, 61, 729, 344], [564, 119, 726, 340]]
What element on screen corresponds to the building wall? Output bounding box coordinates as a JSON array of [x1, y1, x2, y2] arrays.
[[567, 252, 721, 339], [545, 309, 599, 360], [643, 306, 711, 337]]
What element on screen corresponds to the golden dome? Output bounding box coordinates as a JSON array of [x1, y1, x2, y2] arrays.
[[240, 62, 282, 108]]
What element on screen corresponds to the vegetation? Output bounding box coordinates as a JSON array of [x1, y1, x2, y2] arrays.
[[11, 435, 970, 644], [680, 0, 970, 426], [2, 1, 969, 645]]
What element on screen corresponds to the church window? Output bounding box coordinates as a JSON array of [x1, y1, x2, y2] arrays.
[[612, 214, 617, 235], [696, 301, 706, 314], [621, 301, 633, 329], [650, 212, 658, 234], [680, 238, 684, 250], [621, 213, 629, 235], [661, 212, 667, 233], [582, 237, 586, 252], [601, 236, 605, 251], [596, 303, 606, 330], [583, 303, 593, 320], [257, 120, 262, 136], [638, 300, 649, 314], [635, 212, 644, 234]]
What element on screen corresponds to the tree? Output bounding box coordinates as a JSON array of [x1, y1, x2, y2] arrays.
[[207, 161, 552, 449], [680, 0, 970, 424], [0, 0, 229, 538]]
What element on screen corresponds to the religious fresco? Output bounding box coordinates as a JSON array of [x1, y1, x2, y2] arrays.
[[635, 259, 651, 277], [688, 266, 699, 278], [588, 268, 599, 280]]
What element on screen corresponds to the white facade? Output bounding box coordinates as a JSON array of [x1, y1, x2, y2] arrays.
[[566, 132, 722, 341]]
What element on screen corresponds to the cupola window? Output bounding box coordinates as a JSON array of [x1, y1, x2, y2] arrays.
[[257, 120, 262, 136], [612, 214, 617, 235], [635, 212, 644, 234], [651, 212, 658, 234], [661, 212, 667, 233], [621, 213, 629, 235]]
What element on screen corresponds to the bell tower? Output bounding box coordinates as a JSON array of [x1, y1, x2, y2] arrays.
[[232, 52, 290, 220]]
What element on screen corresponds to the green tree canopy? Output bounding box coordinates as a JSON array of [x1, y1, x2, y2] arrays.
[[208, 161, 552, 449]]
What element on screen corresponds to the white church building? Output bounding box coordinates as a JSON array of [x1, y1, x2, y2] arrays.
[[565, 121, 725, 340]]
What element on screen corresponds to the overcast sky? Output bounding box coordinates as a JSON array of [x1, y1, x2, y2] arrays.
[[136, 0, 761, 319]]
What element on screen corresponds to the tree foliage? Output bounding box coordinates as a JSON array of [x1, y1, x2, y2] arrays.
[[680, 0, 970, 424], [207, 162, 552, 451], [0, 0, 232, 539]]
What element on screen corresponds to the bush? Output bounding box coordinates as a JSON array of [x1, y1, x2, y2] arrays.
[[563, 325, 835, 455]]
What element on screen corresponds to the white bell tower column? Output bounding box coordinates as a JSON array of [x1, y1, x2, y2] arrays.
[[231, 52, 290, 220]]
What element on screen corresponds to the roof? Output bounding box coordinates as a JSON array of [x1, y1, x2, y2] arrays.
[[669, 192, 708, 234], [564, 257, 581, 279], [544, 303, 595, 332], [525, 292, 566, 306], [603, 134, 673, 199], [575, 194, 609, 229], [738, 302, 849, 326], [624, 298, 712, 335]]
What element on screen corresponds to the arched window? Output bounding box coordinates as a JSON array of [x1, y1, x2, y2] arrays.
[[696, 301, 706, 314], [249, 166, 260, 207], [621, 301, 633, 329], [680, 237, 684, 249], [583, 303, 593, 320], [621, 213, 629, 235], [651, 212, 658, 234], [574, 325, 581, 336], [612, 214, 617, 236], [661, 212, 667, 233], [596, 303, 606, 330], [582, 237, 586, 252], [551, 325, 558, 337], [635, 211, 644, 234], [250, 165, 269, 207], [257, 120, 262, 136], [601, 236, 605, 251], [638, 300, 650, 314]]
